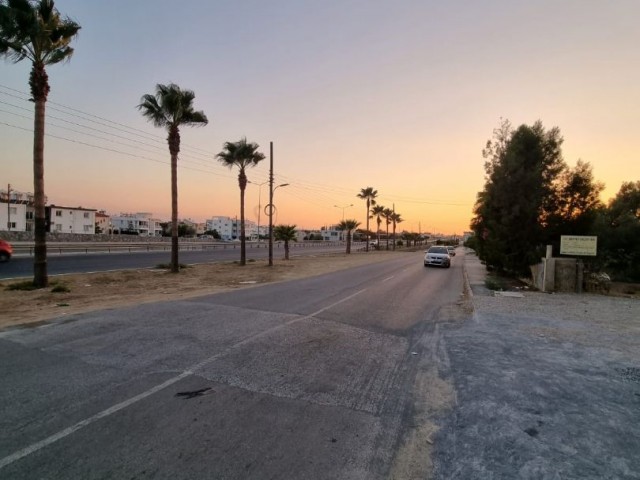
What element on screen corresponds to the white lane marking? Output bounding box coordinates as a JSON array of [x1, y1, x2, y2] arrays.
[[382, 275, 395, 283], [0, 288, 367, 470], [0, 373, 189, 470]]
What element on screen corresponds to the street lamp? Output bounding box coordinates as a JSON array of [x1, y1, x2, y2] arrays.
[[248, 180, 269, 242], [334, 203, 353, 220]]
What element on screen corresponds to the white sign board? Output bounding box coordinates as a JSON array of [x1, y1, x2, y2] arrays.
[[560, 235, 597, 256]]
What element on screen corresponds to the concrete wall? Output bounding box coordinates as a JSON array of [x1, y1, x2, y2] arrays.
[[531, 257, 579, 293]]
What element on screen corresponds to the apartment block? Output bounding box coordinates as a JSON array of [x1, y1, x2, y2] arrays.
[[47, 205, 97, 234]]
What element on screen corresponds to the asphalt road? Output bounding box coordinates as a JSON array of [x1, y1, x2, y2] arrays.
[[0, 250, 467, 479], [0, 243, 348, 279]]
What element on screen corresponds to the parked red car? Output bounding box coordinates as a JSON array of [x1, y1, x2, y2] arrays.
[[0, 239, 13, 262]]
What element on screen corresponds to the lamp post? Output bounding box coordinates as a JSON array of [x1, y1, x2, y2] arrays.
[[334, 203, 353, 221], [248, 180, 269, 242]]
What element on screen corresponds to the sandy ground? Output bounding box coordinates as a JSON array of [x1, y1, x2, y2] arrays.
[[0, 251, 399, 330]]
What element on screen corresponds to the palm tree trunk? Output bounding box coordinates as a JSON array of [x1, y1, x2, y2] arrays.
[[365, 200, 370, 252], [284, 240, 289, 260], [32, 96, 48, 287], [346, 229, 352, 254], [239, 169, 247, 266], [392, 221, 396, 251], [170, 152, 179, 272], [386, 223, 390, 250], [30, 62, 51, 289], [377, 218, 381, 246]]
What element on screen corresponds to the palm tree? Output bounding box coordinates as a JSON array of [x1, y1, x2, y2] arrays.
[[383, 208, 393, 250], [337, 219, 361, 254], [370, 205, 385, 248], [273, 224, 297, 260], [1, 0, 80, 288], [357, 187, 377, 252], [138, 83, 208, 273], [390, 212, 403, 251], [216, 138, 265, 266]]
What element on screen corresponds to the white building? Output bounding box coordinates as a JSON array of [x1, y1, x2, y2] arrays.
[[111, 212, 163, 236], [47, 205, 96, 234], [320, 225, 347, 242], [206, 216, 258, 241], [95, 211, 112, 234], [0, 188, 39, 232]]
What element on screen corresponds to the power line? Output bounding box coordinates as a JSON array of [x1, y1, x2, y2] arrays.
[[0, 83, 472, 209]]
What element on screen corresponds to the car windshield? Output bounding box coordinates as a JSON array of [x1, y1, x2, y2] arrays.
[[428, 246, 448, 254]]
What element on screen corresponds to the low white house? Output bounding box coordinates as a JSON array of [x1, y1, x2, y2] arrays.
[[206, 216, 258, 241], [47, 205, 96, 234], [111, 212, 162, 236]]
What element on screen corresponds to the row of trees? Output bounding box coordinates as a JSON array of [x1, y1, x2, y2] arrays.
[[356, 187, 403, 251], [1, 0, 272, 283], [470, 119, 640, 281]]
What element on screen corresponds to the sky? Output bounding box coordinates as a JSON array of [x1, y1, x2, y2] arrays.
[[2, 0, 639, 235]]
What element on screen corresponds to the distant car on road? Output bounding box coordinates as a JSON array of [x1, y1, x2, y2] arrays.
[[446, 246, 456, 256], [424, 245, 451, 268], [0, 239, 13, 262]]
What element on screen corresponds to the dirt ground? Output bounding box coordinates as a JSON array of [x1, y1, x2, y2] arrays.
[[0, 252, 399, 330]]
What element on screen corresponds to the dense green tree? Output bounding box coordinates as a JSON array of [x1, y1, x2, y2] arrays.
[[472, 120, 566, 275], [542, 159, 604, 245], [593, 181, 640, 281], [337, 219, 360, 254], [138, 83, 208, 273], [178, 223, 196, 237], [273, 224, 297, 260], [0, 0, 80, 287], [357, 187, 377, 251], [216, 138, 265, 266]]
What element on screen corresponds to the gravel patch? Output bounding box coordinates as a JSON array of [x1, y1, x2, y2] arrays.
[[432, 256, 640, 479]]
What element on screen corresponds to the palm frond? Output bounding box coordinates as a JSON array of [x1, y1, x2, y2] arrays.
[[0, 0, 80, 65]]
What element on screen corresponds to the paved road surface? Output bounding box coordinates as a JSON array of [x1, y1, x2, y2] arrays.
[[0, 243, 348, 279], [1, 250, 466, 479]]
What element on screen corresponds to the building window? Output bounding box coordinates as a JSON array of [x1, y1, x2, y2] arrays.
[[54, 224, 62, 231], [26, 211, 34, 220], [55, 210, 62, 217], [84, 225, 92, 232], [84, 212, 90, 218], [9, 207, 17, 214]]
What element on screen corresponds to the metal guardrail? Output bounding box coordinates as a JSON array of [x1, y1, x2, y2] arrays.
[[10, 241, 351, 257]]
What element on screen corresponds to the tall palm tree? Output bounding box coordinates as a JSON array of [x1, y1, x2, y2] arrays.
[[391, 212, 403, 251], [383, 207, 393, 250], [273, 224, 297, 260], [138, 83, 208, 273], [370, 205, 385, 248], [337, 219, 360, 254], [357, 187, 377, 252], [216, 138, 265, 266], [1, 0, 80, 288]]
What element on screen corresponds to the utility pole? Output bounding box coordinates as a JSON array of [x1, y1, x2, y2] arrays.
[[268, 142, 274, 266], [7, 183, 11, 231]]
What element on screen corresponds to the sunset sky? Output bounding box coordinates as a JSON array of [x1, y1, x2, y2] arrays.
[[2, 0, 639, 235]]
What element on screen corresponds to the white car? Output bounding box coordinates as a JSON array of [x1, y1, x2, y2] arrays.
[[424, 246, 451, 268]]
